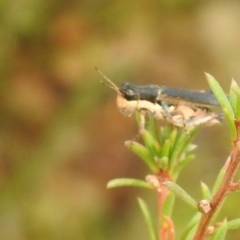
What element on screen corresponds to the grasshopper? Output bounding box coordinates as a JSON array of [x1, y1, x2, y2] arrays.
[[120, 82, 219, 108], [96, 68, 223, 131]]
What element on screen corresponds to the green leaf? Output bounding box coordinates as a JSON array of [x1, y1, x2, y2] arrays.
[[169, 131, 186, 160], [162, 139, 171, 159], [125, 141, 158, 172], [227, 218, 240, 230], [157, 156, 169, 170], [138, 198, 158, 240], [169, 129, 178, 150], [145, 115, 159, 141], [230, 79, 240, 120], [180, 213, 201, 240], [185, 144, 197, 152], [162, 192, 175, 217], [205, 73, 234, 118], [168, 132, 187, 170], [169, 127, 199, 170], [159, 127, 171, 145], [172, 154, 195, 177], [222, 107, 237, 141], [163, 181, 198, 210], [212, 163, 227, 195], [213, 219, 228, 240], [107, 178, 153, 189], [200, 182, 212, 200], [205, 73, 236, 140], [141, 129, 161, 156]]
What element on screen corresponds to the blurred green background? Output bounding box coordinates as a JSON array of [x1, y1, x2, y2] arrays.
[[0, 0, 240, 239]]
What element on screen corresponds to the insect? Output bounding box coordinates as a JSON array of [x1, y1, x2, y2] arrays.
[[119, 82, 220, 108], [96, 68, 223, 131]]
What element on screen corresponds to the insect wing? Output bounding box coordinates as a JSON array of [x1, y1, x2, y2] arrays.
[[158, 86, 220, 107]]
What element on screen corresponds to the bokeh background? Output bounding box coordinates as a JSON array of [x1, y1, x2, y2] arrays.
[[1, 0, 240, 239]]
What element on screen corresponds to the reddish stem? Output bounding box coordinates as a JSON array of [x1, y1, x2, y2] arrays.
[[156, 169, 173, 240], [193, 121, 240, 239]]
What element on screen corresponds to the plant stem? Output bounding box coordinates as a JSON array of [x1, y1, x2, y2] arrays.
[[193, 121, 240, 239], [156, 169, 172, 240]]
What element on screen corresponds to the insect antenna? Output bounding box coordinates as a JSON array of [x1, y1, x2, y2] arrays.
[[95, 67, 119, 92]]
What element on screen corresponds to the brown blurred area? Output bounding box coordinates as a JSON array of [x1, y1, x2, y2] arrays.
[[0, 0, 240, 239]]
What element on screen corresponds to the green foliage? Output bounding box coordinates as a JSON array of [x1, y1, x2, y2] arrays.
[[138, 198, 158, 240], [125, 140, 159, 172], [205, 73, 234, 119], [229, 80, 240, 120], [200, 182, 212, 200], [180, 213, 201, 240], [206, 73, 237, 140], [213, 219, 228, 240], [110, 118, 199, 239], [212, 164, 227, 195], [162, 192, 175, 218], [227, 219, 240, 230], [163, 181, 198, 210], [107, 178, 153, 189], [130, 115, 199, 177]]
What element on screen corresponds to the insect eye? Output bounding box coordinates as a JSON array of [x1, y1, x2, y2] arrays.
[[126, 89, 135, 96]]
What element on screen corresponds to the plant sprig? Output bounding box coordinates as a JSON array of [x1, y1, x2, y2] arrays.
[[107, 74, 240, 240]]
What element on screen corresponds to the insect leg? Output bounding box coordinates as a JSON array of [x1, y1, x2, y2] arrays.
[[161, 101, 172, 118], [158, 100, 182, 126]]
